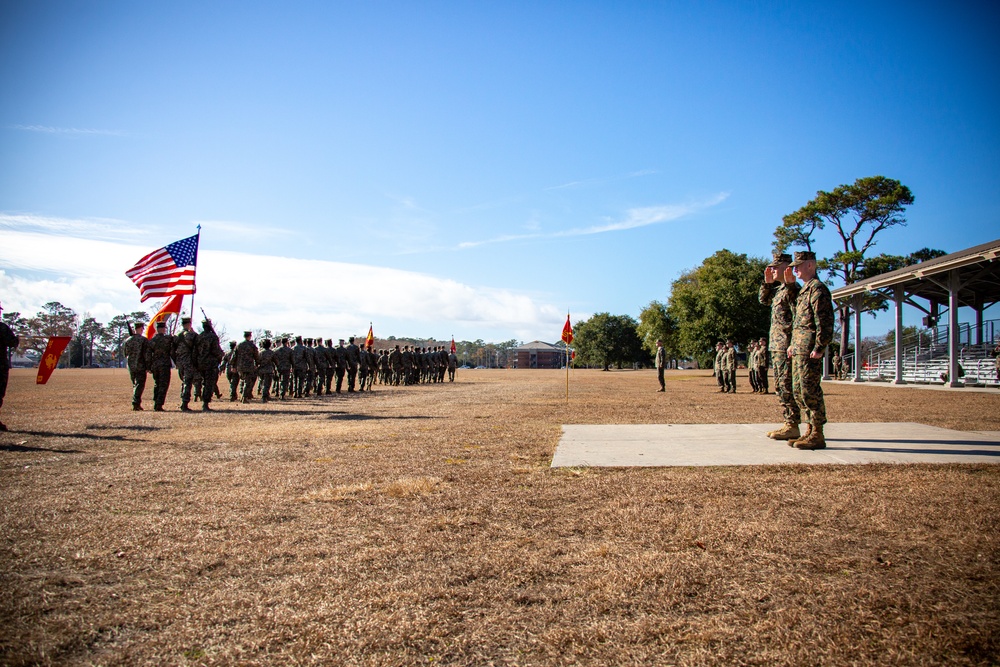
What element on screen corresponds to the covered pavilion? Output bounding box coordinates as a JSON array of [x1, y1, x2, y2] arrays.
[[830, 238, 1000, 387]]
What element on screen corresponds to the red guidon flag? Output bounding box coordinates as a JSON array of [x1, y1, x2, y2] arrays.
[[144, 294, 184, 338], [365, 324, 375, 350], [450, 337, 456, 354], [561, 314, 573, 345], [36, 336, 72, 385]]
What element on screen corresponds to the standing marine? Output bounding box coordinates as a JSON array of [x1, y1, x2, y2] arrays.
[[0, 301, 21, 431], [235, 331, 260, 403], [173, 316, 199, 412], [148, 321, 174, 411], [786, 251, 835, 449], [759, 251, 802, 440], [194, 318, 225, 411], [121, 320, 151, 410]]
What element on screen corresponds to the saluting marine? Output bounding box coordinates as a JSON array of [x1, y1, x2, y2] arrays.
[[760, 251, 802, 441]]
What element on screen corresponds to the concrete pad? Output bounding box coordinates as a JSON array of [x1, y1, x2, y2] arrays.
[[551, 423, 1000, 467]]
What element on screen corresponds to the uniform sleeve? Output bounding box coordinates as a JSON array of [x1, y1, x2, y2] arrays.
[[758, 282, 777, 306], [812, 285, 835, 353]]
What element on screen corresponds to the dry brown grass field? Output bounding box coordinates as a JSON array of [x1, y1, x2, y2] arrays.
[[1, 368, 998, 666]]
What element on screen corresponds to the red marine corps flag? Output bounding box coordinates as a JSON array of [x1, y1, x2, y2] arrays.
[[561, 314, 574, 345], [450, 337, 456, 354], [126, 232, 200, 302], [36, 336, 72, 385], [561, 313, 573, 400], [144, 294, 184, 338]]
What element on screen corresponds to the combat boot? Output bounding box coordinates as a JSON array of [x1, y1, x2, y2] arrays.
[[787, 423, 811, 447], [768, 423, 800, 440], [795, 424, 826, 450], [179, 403, 192, 412]]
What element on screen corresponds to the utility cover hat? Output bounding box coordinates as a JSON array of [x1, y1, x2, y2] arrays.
[[767, 252, 793, 267], [789, 250, 816, 266]]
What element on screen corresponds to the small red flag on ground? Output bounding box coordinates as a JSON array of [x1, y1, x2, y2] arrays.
[[365, 324, 374, 350], [36, 336, 72, 384], [144, 295, 184, 338], [561, 314, 573, 345], [450, 337, 456, 354], [126, 233, 199, 302]]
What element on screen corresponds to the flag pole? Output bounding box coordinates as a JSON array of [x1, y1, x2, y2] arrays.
[[565, 311, 570, 401], [189, 225, 201, 318]]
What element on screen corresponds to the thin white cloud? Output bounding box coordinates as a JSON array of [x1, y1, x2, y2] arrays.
[[193, 220, 298, 241], [10, 124, 127, 137], [0, 213, 153, 242], [458, 192, 730, 249], [544, 169, 659, 191]]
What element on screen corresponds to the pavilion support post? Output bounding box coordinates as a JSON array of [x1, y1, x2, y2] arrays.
[[974, 294, 984, 346], [853, 294, 864, 382], [894, 286, 905, 384], [948, 269, 961, 388]]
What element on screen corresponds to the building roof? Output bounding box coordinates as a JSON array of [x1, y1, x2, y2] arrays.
[[514, 340, 561, 351], [830, 238, 1000, 310]]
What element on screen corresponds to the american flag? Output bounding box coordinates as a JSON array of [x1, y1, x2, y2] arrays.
[[126, 233, 199, 302]]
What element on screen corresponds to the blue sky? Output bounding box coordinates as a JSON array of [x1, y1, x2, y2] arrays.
[[2, 1, 998, 343]]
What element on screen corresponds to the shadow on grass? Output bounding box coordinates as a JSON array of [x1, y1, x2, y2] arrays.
[[85, 424, 163, 432], [0, 443, 86, 454], [4, 429, 141, 443]]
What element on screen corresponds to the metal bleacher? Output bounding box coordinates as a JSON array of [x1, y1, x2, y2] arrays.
[[841, 320, 999, 387]]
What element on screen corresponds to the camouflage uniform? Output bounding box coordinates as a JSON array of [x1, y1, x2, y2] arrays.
[[173, 321, 198, 410], [194, 321, 225, 410], [223, 342, 239, 401], [790, 273, 835, 430], [345, 339, 361, 392], [313, 339, 329, 395], [0, 317, 18, 429], [235, 335, 260, 402], [755, 340, 769, 393], [274, 340, 294, 399], [723, 343, 736, 392], [760, 270, 802, 426], [713, 344, 726, 392], [292, 338, 308, 398], [257, 342, 278, 402], [149, 328, 174, 411], [447, 351, 458, 382], [122, 330, 151, 410], [303, 339, 316, 397]]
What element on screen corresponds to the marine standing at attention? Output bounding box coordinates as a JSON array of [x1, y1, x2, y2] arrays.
[[122, 320, 151, 411], [760, 251, 801, 441], [0, 302, 21, 431], [786, 251, 835, 450], [149, 321, 174, 412], [173, 316, 199, 412], [655, 339, 666, 392], [235, 331, 260, 403], [194, 318, 224, 411]]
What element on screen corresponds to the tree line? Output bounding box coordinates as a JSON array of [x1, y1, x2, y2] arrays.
[[0, 303, 523, 370]]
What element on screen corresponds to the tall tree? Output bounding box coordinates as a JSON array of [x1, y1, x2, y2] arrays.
[[24, 302, 78, 365], [773, 175, 915, 355], [667, 249, 770, 368], [573, 312, 644, 370], [637, 300, 679, 365]]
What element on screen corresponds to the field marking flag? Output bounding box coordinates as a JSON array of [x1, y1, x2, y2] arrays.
[[126, 232, 199, 302], [365, 323, 375, 350], [36, 336, 72, 385], [144, 294, 184, 338]]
